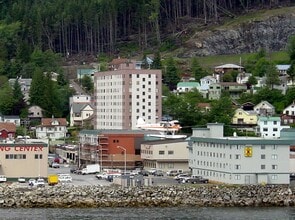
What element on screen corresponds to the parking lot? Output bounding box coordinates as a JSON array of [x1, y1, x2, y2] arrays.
[[47, 164, 181, 187]]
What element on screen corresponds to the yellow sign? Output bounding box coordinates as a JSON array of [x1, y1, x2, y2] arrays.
[[244, 146, 252, 157]]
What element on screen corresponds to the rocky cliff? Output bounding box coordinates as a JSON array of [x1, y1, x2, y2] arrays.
[[181, 12, 295, 57]]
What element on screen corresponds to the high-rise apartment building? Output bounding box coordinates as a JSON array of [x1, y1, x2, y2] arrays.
[[94, 58, 162, 130]]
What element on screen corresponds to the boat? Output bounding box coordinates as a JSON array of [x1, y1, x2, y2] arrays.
[[137, 118, 187, 139]]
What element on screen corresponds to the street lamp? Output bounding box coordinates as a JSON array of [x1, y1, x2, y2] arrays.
[[97, 145, 103, 173], [117, 146, 126, 174]]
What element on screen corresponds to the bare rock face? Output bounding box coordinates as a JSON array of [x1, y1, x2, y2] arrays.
[[182, 13, 295, 57]]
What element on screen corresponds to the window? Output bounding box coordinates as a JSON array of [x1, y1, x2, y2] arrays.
[[271, 175, 278, 180], [261, 165, 266, 169], [261, 154, 266, 159], [235, 154, 241, 159], [261, 145, 266, 150], [273, 145, 277, 150], [167, 163, 174, 168], [234, 175, 241, 180], [159, 151, 164, 155], [271, 154, 278, 160], [263, 128, 268, 132], [235, 165, 241, 170], [273, 128, 278, 132], [168, 151, 174, 155], [272, 165, 278, 170]]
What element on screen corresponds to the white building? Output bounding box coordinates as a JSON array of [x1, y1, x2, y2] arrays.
[[69, 94, 92, 106], [254, 101, 275, 116], [283, 101, 295, 116], [94, 58, 162, 130], [188, 123, 294, 185], [256, 116, 290, 139], [70, 103, 94, 127], [141, 140, 189, 172], [36, 118, 67, 140]]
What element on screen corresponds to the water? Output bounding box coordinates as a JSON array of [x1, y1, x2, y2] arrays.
[[1, 207, 295, 220]]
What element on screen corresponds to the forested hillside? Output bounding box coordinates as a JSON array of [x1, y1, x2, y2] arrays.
[[0, 0, 293, 62], [1, 0, 295, 136]]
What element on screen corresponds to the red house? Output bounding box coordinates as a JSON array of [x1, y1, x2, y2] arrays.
[[0, 122, 16, 139]]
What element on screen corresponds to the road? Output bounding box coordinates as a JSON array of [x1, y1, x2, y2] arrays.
[[70, 79, 86, 95], [48, 164, 112, 186], [48, 164, 181, 187]]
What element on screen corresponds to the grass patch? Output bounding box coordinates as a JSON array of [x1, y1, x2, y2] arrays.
[[194, 51, 289, 70], [221, 6, 295, 29]]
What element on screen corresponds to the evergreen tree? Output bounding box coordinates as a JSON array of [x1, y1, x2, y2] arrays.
[[81, 75, 93, 94], [12, 78, 26, 115], [208, 96, 234, 136], [222, 72, 234, 82], [191, 57, 207, 82], [151, 51, 161, 69], [163, 57, 180, 91], [0, 82, 14, 115], [287, 61, 295, 86], [29, 67, 46, 106], [247, 75, 258, 88], [265, 63, 280, 89], [253, 58, 270, 77], [285, 87, 295, 105], [287, 35, 295, 62]]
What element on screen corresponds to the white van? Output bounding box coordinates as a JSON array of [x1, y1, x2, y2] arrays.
[[166, 169, 183, 176], [58, 174, 72, 183]]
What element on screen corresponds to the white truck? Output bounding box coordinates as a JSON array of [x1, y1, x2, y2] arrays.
[[81, 164, 100, 175]]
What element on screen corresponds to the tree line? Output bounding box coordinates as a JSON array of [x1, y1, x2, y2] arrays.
[[0, 0, 293, 62]]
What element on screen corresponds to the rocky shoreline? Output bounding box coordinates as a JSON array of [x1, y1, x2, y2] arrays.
[[0, 184, 295, 208]]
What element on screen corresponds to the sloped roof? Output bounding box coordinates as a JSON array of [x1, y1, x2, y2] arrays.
[[254, 100, 274, 109], [109, 58, 128, 65], [177, 82, 200, 87], [0, 122, 16, 132], [3, 115, 20, 120], [220, 82, 246, 86], [215, 64, 244, 69], [258, 116, 280, 121], [41, 118, 67, 126], [276, 65, 291, 71], [197, 103, 211, 108], [72, 103, 92, 113]]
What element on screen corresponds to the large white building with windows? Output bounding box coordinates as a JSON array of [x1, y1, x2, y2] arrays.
[[188, 123, 295, 185], [94, 58, 162, 130]]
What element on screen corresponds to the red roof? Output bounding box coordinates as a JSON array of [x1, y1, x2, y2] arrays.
[[0, 122, 16, 132], [110, 58, 128, 65], [41, 118, 67, 126]]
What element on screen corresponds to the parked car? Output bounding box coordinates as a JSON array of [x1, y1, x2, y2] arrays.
[[139, 170, 149, 176], [58, 174, 72, 183], [147, 168, 157, 175], [174, 173, 191, 181], [182, 176, 209, 184], [51, 163, 60, 168], [18, 177, 26, 183], [28, 179, 36, 186], [153, 170, 164, 176], [29, 178, 45, 187], [35, 178, 45, 187], [70, 167, 78, 173], [167, 169, 183, 176], [0, 175, 7, 183]]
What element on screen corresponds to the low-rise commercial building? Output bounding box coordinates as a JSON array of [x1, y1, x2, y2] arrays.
[[141, 139, 189, 172], [188, 123, 295, 185], [0, 143, 48, 180]]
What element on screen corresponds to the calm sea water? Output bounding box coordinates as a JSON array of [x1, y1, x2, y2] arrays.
[[1, 207, 295, 220]]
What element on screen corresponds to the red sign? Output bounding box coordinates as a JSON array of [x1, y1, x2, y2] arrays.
[[0, 146, 44, 152]]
